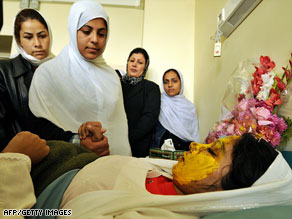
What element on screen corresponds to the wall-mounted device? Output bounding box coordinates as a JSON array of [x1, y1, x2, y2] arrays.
[[217, 0, 262, 37]]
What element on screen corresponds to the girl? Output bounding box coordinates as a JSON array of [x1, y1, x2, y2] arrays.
[[29, 0, 131, 156], [152, 69, 199, 150], [0, 8, 73, 151]]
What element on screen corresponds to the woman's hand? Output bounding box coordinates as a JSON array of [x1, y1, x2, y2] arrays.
[[80, 135, 109, 157], [78, 121, 110, 156], [78, 121, 106, 141], [2, 131, 50, 164]]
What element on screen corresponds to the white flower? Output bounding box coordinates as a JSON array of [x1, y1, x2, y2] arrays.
[[256, 71, 275, 100], [262, 71, 275, 88]]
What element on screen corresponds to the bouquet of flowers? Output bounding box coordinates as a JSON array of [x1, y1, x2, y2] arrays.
[[206, 54, 292, 147]]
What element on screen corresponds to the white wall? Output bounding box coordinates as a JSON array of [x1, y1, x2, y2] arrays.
[[143, 0, 195, 100], [101, 6, 144, 68]]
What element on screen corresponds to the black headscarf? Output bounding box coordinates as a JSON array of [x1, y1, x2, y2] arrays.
[[122, 47, 150, 86]]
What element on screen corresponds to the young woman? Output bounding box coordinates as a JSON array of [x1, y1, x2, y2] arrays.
[[0, 9, 73, 151], [151, 69, 199, 150], [29, 0, 131, 156], [57, 133, 290, 218], [2, 133, 291, 218], [121, 47, 161, 157], [62, 134, 278, 196]]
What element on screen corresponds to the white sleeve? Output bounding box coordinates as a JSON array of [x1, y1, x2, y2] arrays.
[[0, 153, 36, 218]]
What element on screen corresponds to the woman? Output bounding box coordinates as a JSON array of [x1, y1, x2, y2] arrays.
[[61, 134, 278, 197], [0, 8, 74, 151], [121, 47, 161, 157], [57, 133, 291, 218], [2, 133, 291, 218], [152, 69, 199, 151], [29, 0, 131, 156]]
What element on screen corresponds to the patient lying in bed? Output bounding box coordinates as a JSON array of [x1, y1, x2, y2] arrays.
[[2, 132, 291, 218], [58, 133, 292, 218]]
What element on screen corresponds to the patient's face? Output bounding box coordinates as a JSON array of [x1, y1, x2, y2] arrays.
[[172, 136, 239, 194]]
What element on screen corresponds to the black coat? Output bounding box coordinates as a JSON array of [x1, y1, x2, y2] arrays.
[[0, 55, 73, 150], [122, 79, 161, 157]]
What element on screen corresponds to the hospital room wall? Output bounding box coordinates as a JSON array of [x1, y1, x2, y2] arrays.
[[195, 0, 292, 140], [143, 0, 195, 101], [2, 0, 195, 100]]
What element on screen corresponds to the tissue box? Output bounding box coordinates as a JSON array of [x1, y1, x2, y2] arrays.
[[149, 148, 184, 160]]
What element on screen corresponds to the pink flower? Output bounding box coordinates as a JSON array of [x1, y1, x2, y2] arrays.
[[258, 120, 273, 125], [255, 100, 273, 112], [216, 122, 227, 131], [257, 125, 275, 143], [250, 107, 256, 116], [271, 115, 287, 133], [226, 124, 235, 134], [255, 107, 271, 120], [239, 101, 248, 111], [271, 132, 281, 146]]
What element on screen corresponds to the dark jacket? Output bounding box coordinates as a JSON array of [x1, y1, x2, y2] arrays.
[[0, 55, 73, 150], [151, 121, 191, 151], [122, 79, 161, 157]]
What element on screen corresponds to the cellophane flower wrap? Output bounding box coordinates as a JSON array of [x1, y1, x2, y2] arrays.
[[206, 54, 292, 148]]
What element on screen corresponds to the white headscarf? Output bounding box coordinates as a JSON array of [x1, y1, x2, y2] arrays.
[[12, 8, 54, 66], [159, 69, 200, 142], [29, 0, 131, 156]]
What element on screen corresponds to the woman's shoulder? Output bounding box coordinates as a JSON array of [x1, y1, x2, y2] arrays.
[[0, 55, 21, 67], [144, 79, 160, 90], [0, 55, 29, 77], [0, 59, 11, 71]]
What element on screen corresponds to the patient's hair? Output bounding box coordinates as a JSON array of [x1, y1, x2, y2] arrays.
[[14, 9, 48, 44], [221, 133, 278, 190]]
